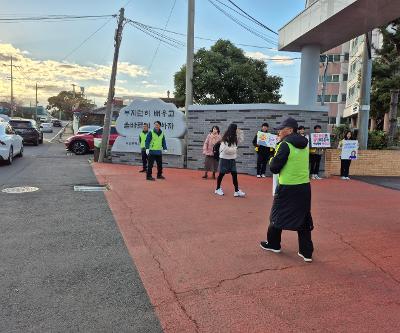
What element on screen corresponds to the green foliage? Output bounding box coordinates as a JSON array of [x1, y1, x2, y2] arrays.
[[371, 19, 400, 120], [47, 91, 95, 120], [368, 130, 388, 149], [332, 124, 351, 147], [174, 39, 283, 105]]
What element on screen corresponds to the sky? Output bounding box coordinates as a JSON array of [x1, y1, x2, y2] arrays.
[[0, 0, 306, 107]]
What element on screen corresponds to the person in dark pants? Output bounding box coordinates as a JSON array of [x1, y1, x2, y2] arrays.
[[138, 123, 149, 173], [260, 117, 314, 262], [145, 121, 167, 181], [252, 123, 272, 178], [339, 130, 353, 180], [310, 124, 323, 180]]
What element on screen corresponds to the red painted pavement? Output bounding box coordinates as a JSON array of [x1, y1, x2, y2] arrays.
[[93, 164, 400, 333]]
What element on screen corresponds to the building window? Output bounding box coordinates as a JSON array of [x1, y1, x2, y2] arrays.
[[317, 94, 339, 103], [344, 53, 350, 61], [342, 93, 347, 102], [320, 54, 341, 63], [343, 74, 348, 81], [318, 74, 340, 83]]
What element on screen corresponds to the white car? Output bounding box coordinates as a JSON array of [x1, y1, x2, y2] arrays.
[[0, 123, 23, 165], [40, 122, 53, 133]]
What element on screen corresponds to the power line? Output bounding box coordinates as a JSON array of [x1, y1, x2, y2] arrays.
[[60, 17, 116, 62], [214, 0, 277, 39], [207, 0, 278, 46], [226, 0, 278, 35], [0, 14, 115, 23], [148, 0, 177, 71]]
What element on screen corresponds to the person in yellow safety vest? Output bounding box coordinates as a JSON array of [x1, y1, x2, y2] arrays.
[[138, 123, 149, 173], [145, 121, 167, 181], [260, 117, 314, 263]]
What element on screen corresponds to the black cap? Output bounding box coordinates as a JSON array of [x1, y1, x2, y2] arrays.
[[275, 117, 298, 130]]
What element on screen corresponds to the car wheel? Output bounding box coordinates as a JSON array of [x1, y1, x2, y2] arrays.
[[17, 145, 24, 157], [71, 140, 89, 155], [6, 147, 13, 165], [34, 137, 39, 146]]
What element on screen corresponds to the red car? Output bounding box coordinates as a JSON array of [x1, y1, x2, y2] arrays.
[[65, 126, 119, 155]]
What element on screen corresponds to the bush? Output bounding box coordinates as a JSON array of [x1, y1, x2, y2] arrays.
[[332, 125, 351, 147], [368, 130, 388, 149]]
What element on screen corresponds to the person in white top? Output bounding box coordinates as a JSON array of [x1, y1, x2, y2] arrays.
[[215, 123, 245, 197]]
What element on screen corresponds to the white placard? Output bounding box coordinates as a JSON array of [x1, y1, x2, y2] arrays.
[[112, 136, 184, 156], [310, 133, 331, 148], [115, 98, 186, 138], [340, 140, 359, 160]]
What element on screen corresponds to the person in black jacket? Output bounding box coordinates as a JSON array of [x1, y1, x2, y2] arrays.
[[260, 117, 314, 263], [252, 123, 272, 178]]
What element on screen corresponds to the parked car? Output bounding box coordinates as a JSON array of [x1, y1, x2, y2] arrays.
[[38, 115, 51, 123], [52, 119, 62, 127], [0, 122, 23, 165], [76, 125, 102, 135], [40, 122, 53, 133], [65, 126, 119, 155], [9, 118, 43, 146]]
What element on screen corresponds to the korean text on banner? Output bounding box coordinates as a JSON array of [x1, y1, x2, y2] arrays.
[[341, 140, 359, 160], [310, 133, 331, 148]]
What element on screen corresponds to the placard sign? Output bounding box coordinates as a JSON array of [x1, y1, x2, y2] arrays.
[[310, 133, 331, 148], [257, 131, 278, 148], [111, 136, 184, 156], [116, 98, 186, 138], [341, 140, 359, 160]]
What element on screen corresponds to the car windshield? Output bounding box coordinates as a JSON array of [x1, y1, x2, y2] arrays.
[[9, 121, 32, 128], [78, 126, 100, 133]]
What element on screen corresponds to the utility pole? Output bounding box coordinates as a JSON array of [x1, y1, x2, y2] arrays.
[[357, 31, 372, 150], [98, 7, 125, 163], [184, 0, 195, 168], [388, 89, 399, 147], [10, 56, 14, 117], [35, 82, 38, 121]]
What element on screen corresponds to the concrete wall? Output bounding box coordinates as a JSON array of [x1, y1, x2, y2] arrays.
[[187, 104, 328, 175], [325, 149, 400, 176]]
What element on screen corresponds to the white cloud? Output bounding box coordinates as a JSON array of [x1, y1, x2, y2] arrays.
[[245, 51, 295, 66], [0, 43, 152, 106]]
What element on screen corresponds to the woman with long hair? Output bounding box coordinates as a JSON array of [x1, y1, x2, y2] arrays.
[[202, 126, 221, 179], [338, 130, 353, 180], [215, 123, 245, 197]]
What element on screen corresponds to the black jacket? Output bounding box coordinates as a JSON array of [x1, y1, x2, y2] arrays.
[[269, 133, 313, 231]]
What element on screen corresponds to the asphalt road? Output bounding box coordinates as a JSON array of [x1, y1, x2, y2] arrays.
[[0, 142, 162, 332]]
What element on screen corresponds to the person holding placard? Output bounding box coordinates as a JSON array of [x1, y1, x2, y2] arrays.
[[260, 117, 314, 263], [309, 125, 324, 180], [252, 123, 273, 178], [338, 130, 354, 180]]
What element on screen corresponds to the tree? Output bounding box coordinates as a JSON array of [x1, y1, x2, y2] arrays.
[[370, 19, 400, 128], [47, 90, 95, 120], [174, 40, 283, 105]]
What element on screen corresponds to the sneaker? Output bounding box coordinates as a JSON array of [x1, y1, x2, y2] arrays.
[[261, 174, 266, 178], [315, 175, 323, 180], [157, 175, 166, 180], [311, 174, 316, 180], [298, 252, 312, 262], [345, 177, 351, 180], [146, 177, 155, 181], [234, 189, 246, 197], [139, 169, 146, 173], [256, 175, 261, 178], [215, 188, 224, 196], [341, 176, 346, 180], [260, 241, 281, 253]]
